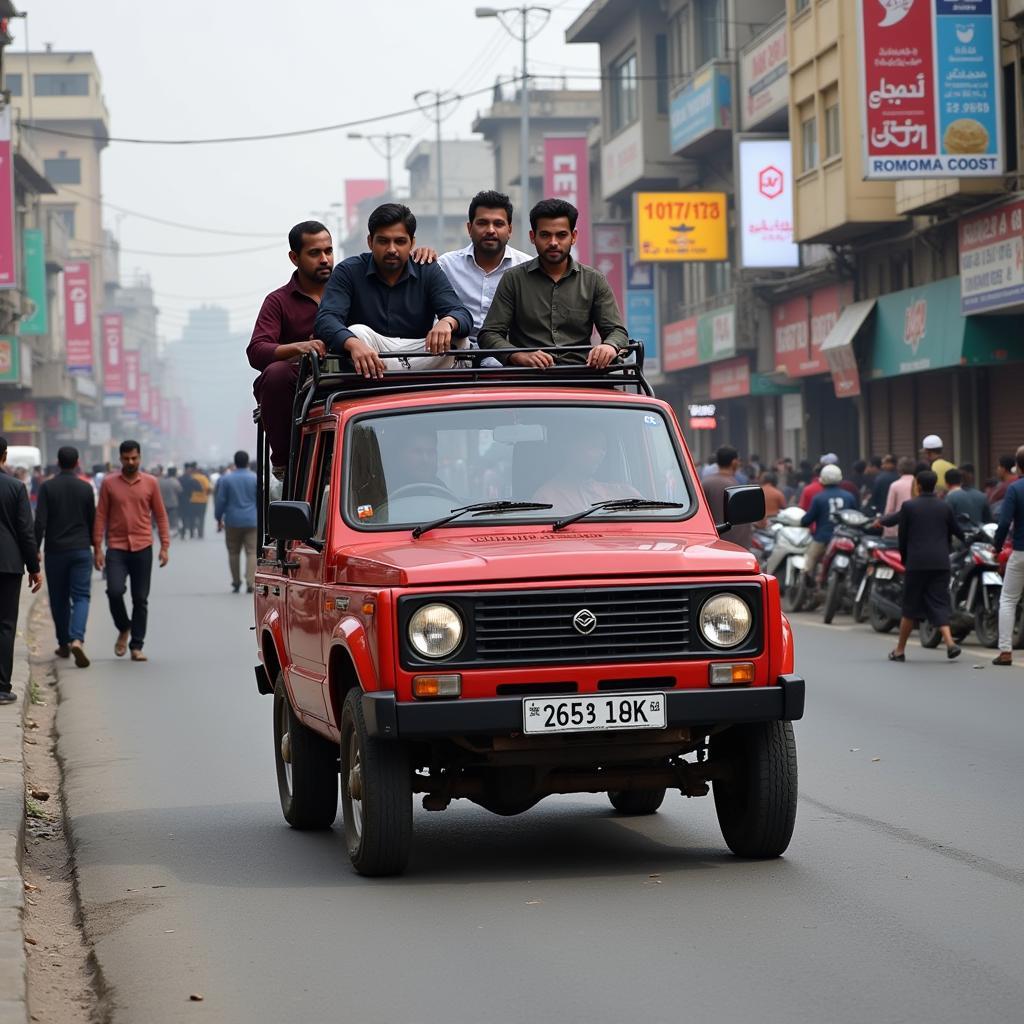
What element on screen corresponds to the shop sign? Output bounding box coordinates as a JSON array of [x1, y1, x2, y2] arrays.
[[858, 0, 1003, 179], [709, 356, 750, 400], [870, 276, 1022, 377], [601, 121, 644, 200], [593, 223, 627, 318], [343, 180, 387, 236], [64, 261, 93, 374], [0, 336, 30, 387], [123, 350, 140, 418], [2, 401, 38, 432], [698, 305, 737, 363], [958, 195, 1024, 314], [669, 61, 732, 154], [688, 403, 717, 430], [739, 18, 788, 130], [634, 192, 728, 262], [544, 136, 591, 265], [625, 249, 658, 374], [662, 318, 698, 371], [18, 229, 47, 336], [773, 283, 853, 378], [102, 313, 125, 404], [737, 138, 798, 269]]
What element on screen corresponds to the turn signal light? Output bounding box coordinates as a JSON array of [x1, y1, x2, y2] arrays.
[[709, 663, 756, 687], [412, 674, 462, 698]]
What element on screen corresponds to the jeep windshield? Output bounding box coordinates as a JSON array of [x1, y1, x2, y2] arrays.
[[343, 404, 693, 531]]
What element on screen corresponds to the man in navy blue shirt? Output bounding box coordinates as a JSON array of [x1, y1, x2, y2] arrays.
[[800, 463, 856, 585], [214, 451, 258, 594], [315, 204, 472, 379], [993, 445, 1024, 666]]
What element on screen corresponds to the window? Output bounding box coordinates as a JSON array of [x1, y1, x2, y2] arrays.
[[794, 0, 811, 12], [52, 207, 75, 238], [34, 73, 89, 96], [696, 0, 726, 64], [43, 156, 82, 185], [668, 5, 693, 84], [706, 261, 731, 298], [345, 405, 693, 530], [610, 52, 638, 133], [824, 91, 841, 158], [655, 34, 669, 115], [6, 74, 21, 97], [310, 432, 335, 541], [800, 103, 818, 172]]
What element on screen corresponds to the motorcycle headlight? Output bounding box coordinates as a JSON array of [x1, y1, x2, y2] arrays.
[[699, 595, 753, 649], [408, 603, 464, 659]]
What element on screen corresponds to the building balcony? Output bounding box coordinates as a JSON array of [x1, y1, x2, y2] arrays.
[[894, 178, 1009, 216], [669, 61, 734, 158], [30, 359, 76, 401]]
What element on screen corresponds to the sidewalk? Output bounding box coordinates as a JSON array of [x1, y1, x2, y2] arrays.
[[0, 593, 39, 1024]]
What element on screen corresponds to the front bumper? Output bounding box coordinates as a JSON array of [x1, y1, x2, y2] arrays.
[[362, 674, 805, 739]]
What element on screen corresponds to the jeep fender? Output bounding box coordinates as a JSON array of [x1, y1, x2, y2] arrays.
[[329, 616, 380, 692], [258, 609, 288, 694]]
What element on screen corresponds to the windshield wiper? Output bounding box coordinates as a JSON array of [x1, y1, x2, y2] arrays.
[[411, 501, 554, 539], [552, 498, 687, 532]]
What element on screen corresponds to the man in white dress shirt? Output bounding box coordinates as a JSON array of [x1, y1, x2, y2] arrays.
[[437, 190, 532, 365]]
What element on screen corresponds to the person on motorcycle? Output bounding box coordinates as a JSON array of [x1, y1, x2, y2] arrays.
[[800, 464, 856, 587]]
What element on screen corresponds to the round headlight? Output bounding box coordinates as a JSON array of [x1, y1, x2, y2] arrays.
[[699, 595, 752, 648], [408, 603, 464, 659]]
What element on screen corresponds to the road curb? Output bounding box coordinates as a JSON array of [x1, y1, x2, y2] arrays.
[[0, 591, 40, 1024]]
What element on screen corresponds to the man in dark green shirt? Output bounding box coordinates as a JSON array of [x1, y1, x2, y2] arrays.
[[477, 198, 628, 368]]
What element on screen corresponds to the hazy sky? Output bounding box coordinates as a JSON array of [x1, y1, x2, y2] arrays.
[[24, 0, 599, 342]]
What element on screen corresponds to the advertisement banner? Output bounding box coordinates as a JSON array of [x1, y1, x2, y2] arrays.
[[592, 223, 627, 321], [634, 192, 728, 262], [959, 195, 1024, 314], [543, 136, 591, 266], [740, 19, 789, 130], [2, 401, 38, 432], [710, 357, 751, 400], [64, 261, 94, 374], [859, 0, 1003, 179], [601, 121, 644, 200], [19, 229, 47, 335], [139, 372, 152, 423], [101, 313, 125, 404], [0, 108, 14, 290], [662, 318, 698, 372], [697, 305, 737, 363], [625, 249, 658, 373], [773, 295, 811, 376], [737, 138, 798, 269], [669, 62, 732, 154], [123, 350, 140, 417], [0, 336, 28, 385], [344, 179, 388, 235]]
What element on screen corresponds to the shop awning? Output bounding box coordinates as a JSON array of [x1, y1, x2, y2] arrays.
[[820, 299, 875, 398]]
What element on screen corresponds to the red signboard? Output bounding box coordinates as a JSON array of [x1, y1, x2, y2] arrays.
[[139, 373, 151, 423], [64, 262, 93, 374], [0, 108, 15, 289], [344, 179, 388, 236], [710, 356, 751, 400], [102, 313, 124, 398], [544, 136, 591, 266], [591, 223, 625, 317], [124, 351, 140, 416], [662, 318, 699, 372], [772, 295, 810, 376]]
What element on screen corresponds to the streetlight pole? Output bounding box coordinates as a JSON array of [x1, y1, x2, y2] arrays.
[[414, 90, 457, 248], [476, 5, 551, 244], [347, 131, 411, 199]]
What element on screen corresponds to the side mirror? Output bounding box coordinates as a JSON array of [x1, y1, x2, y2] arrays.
[[268, 500, 314, 543], [717, 485, 766, 534]]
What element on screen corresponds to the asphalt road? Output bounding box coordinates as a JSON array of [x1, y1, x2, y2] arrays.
[[56, 532, 1024, 1024]]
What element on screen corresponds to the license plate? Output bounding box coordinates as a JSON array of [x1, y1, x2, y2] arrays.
[[833, 554, 850, 569], [875, 566, 895, 580], [982, 571, 1002, 586], [523, 692, 667, 735]]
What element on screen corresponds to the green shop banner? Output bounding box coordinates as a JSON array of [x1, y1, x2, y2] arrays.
[[18, 229, 47, 336], [869, 277, 1023, 379], [697, 305, 737, 363]]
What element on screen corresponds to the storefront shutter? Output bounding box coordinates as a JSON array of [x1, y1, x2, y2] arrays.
[[914, 370, 955, 462], [869, 380, 891, 457], [988, 364, 1024, 469], [889, 376, 915, 462]]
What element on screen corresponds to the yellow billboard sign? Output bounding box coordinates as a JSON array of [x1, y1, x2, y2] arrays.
[[634, 192, 728, 262]]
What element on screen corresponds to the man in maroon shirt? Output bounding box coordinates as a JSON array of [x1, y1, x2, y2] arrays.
[[248, 221, 334, 476]]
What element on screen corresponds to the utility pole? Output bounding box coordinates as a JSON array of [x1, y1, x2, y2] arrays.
[[476, 5, 551, 243], [346, 132, 411, 199], [414, 90, 458, 248]]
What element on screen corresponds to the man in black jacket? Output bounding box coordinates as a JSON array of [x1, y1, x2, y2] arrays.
[[885, 469, 965, 662], [35, 446, 95, 668], [0, 437, 42, 705]]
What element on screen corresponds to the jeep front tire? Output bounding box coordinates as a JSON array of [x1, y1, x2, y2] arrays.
[[340, 688, 413, 876], [712, 721, 797, 858], [274, 674, 339, 830]]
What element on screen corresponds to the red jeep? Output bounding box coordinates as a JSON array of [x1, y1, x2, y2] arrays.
[[253, 349, 804, 876]]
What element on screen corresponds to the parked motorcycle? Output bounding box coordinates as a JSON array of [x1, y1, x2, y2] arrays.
[[866, 544, 905, 633], [764, 506, 814, 613], [919, 522, 1002, 649], [851, 534, 894, 623], [821, 508, 874, 624]]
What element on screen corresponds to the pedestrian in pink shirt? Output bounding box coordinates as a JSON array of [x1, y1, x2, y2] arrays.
[[882, 457, 918, 538]]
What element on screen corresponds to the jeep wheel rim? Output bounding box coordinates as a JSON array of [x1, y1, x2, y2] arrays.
[[346, 732, 363, 839], [278, 700, 292, 794]]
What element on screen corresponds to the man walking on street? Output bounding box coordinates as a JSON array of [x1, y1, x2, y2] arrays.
[[922, 435, 956, 495], [702, 445, 753, 551], [34, 446, 94, 668], [0, 437, 42, 705], [94, 440, 170, 663], [992, 445, 1024, 667], [884, 469, 965, 662], [158, 465, 182, 539], [214, 451, 258, 594], [944, 468, 991, 527], [189, 465, 212, 538]]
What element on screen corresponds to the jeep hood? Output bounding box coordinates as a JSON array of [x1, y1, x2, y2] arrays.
[[335, 530, 759, 586]]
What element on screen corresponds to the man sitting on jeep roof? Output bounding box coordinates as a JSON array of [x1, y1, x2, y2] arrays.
[[477, 198, 628, 370]]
